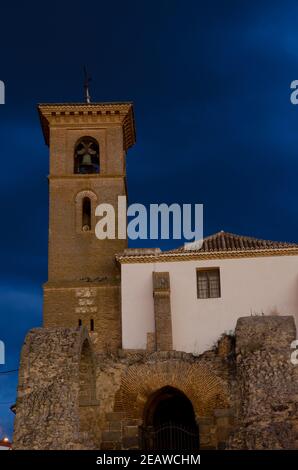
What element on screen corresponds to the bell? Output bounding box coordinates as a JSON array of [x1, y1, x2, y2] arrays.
[[81, 153, 93, 166]]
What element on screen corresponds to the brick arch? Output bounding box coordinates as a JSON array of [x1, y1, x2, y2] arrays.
[[114, 356, 229, 419], [74, 136, 100, 175], [75, 189, 98, 203]]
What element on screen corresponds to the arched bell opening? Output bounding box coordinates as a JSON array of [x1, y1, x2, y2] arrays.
[[74, 136, 99, 174]]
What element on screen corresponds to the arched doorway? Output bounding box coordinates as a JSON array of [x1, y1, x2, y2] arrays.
[[140, 386, 199, 450]]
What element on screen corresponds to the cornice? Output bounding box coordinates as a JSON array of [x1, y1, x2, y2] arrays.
[[48, 174, 125, 180], [43, 279, 121, 289], [116, 247, 298, 264], [38, 102, 136, 151]]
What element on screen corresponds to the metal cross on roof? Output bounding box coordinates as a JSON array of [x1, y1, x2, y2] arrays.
[[83, 66, 91, 104]]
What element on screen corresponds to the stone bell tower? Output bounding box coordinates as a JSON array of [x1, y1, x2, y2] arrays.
[[38, 102, 136, 352]]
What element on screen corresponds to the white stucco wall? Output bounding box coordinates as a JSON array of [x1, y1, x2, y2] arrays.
[[121, 255, 298, 354]]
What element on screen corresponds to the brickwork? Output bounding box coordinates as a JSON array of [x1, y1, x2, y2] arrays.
[[152, 272, 173, 351], [146, 332, 156, 352], [47, 176, 126, 281], [39, 103, 136, 356], [75, 189, 97, 234], [47, 124, 126, 278], [43, 283, 121, 354], [113, 352, 229, 418], [98, 349, 233, 450]]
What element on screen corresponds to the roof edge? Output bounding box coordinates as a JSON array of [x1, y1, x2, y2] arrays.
[[116, 246, 298, 264], [37, 101, 136, 150]]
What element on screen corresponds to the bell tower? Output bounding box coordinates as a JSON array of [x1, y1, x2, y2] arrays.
[[38, 102, 136, 352]]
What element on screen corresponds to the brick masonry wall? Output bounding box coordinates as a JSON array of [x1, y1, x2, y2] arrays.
[[43, 283, 122, 354], [45, 112, 128, 344], [152, 272, 173, 351], [48, 176, 127, 282]]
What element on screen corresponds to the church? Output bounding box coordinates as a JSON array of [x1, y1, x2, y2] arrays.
[[12, 101, 298, 450]]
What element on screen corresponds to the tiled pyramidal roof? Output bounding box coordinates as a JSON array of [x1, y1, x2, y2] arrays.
[[170, 231, 298, 253]]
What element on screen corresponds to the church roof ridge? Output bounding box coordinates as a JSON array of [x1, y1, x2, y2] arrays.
[[168, 230, 298, 254], [38, 101, 134, 107], [116, 231, 298, 263]]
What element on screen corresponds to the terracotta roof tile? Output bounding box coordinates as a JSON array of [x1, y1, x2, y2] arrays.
[[116, 231, 298, 263], [167, 231, 298, 253]]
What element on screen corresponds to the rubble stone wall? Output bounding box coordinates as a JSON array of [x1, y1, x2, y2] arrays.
[[13, 316, 297, 450], [13, 327, 99, 450], [228, 316, 298, 449]]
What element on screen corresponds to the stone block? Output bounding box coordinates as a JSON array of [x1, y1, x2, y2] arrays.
[[101, 442, 115, 450], [122, 436, 139, 449], [106, 411, 126, 422], [235, 316, 296, 353], [102, 430, 122, 442], [124, 426, 138, 438], [109, 421, 122, 431]]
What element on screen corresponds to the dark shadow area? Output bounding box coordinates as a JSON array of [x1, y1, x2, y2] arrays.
[[141, 386, 199, 450]]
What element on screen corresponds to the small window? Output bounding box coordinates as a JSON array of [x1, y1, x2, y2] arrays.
[[82, 197, 91, 231], [197, 268, 221, 299], [90, 319, 94, 332], [78, 319, 82, 327]]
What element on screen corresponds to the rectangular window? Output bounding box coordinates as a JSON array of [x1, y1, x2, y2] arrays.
[[197, 268, 221, 299]]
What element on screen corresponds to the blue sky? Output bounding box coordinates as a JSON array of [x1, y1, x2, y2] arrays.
[[1, 0, 298, 438]]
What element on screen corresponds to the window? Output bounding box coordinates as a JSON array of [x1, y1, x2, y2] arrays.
[[74, 136, 99, 174], [197, 268, 221, 299], [78, 319, 82, 327], [75, 190, 97, 234], [90, 319, 94, 332], [82, 197, 91, 231]]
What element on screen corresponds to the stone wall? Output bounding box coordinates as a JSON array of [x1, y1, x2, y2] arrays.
[[13, 327, 99, 450], [228, 316, 298, 449], [97, 349, 234, 450], [13, 330, 234, 450], [13, 316, 297, 450]]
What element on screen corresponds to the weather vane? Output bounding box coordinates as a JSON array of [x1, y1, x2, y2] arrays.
[[83, 66, 91, 104]]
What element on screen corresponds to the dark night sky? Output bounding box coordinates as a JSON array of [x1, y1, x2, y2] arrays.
[[1, 0, 298, 438]]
